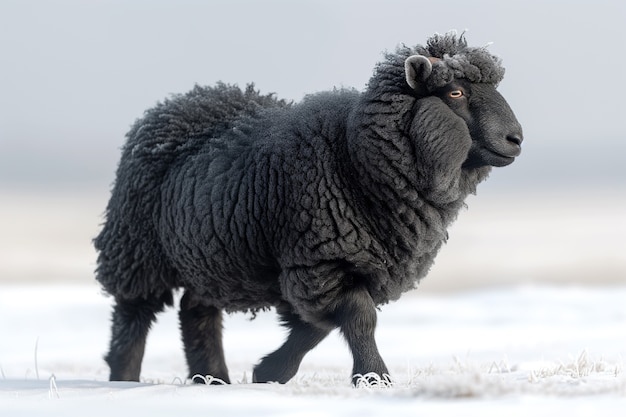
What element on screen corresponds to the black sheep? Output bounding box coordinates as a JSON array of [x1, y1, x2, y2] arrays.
[[94, 33, 523, 385]]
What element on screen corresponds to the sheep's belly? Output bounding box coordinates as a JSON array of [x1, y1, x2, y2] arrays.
[[172, 252, 283, 312]]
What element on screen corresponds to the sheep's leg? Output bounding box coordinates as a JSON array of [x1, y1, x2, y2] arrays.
[[179, 291, 230, 384], [106, 293, 171, 381], [253, 305, 331, 383], [333, 286, 390, 386]]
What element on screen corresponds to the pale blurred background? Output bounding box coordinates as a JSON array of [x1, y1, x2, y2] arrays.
[[1, 0, 624, 291]]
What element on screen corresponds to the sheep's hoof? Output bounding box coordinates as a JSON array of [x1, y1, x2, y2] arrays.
[[352, 372, 393, 388], [252, 356, 296, 384], [251, 368, 286, 384], [190, 374, 229, 385]]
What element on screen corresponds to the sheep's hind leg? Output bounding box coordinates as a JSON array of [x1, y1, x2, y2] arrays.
[[253, 305, 331, 383], [179, 291, 230, 384], [106, 292, 172, 381], [334, 286, 390, 386]]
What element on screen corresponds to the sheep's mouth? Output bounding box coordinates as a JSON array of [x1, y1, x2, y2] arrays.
[[486, 148, 517, 167], [463, 146, 518, 168]]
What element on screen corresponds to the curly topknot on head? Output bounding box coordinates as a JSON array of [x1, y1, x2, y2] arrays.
[[424, 32, 470, 57], [418, 32, 505, 90], [370, 32, 506, 95]]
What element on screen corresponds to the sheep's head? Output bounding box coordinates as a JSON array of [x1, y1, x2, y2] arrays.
[[403, 33, 523, 168]]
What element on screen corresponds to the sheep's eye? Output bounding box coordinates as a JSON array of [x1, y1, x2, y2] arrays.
[[448, 90, 464, 98]]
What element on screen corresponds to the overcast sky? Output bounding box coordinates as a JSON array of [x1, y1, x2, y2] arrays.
[[1, 0, 624, 192]]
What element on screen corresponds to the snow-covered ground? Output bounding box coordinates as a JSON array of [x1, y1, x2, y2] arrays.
[[1, 188, 625, 414], [2, 284, 626, 415]]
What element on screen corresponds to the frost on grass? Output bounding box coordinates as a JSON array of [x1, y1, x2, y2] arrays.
[[153, 352, 625, 399], [527, 350, 622, 381], [405, 351, 626, 398], [48, 374, 59, 399], [521, 350, 625, 396]]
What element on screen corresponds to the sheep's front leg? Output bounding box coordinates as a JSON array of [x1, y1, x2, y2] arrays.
[[106, 294, 170, 381], [179, 292, 230, 384], [253, 305, 331, 383], [333, 286, 390, 386]]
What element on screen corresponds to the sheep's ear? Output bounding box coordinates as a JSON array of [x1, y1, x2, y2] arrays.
[[404, 55, 433, 91]]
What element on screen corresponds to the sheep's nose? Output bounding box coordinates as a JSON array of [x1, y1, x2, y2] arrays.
[[506, 133, 523, 147]]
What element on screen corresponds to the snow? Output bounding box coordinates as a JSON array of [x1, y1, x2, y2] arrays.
[[1, 188, 625, 414], [2, 284, 626, 415]]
